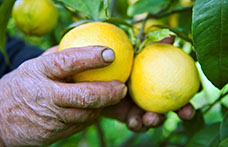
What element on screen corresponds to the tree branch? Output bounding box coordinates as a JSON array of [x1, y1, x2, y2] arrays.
[[132, 5, 193, 24], [134, 13, 149, 54], [95, 121, 107, 147]]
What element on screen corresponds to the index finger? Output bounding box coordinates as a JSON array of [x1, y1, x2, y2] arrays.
[[36, 46, 115, 79], [42, 45, 59, 56]]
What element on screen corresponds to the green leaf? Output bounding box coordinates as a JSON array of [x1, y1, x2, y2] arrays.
[[221, 84, 228, 96], [135, 29, 170, 54], [220, 111, 228, 140], [136, 29, 170, 54], [187, 123, 220, 147], [113, 0, 129, 18], [58, 0, 102, 19], [0, 0, 15, 65], [149, 25, 193, 44], [147, 29, 170, 42], [192, 0, 228, 89], [103, 0, 109, 17], [127, 0, 167, 17], [204, 103, 224, 125], [219, 138, 228, 147]]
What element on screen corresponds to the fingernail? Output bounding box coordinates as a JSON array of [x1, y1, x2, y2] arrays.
[[149, 116, 160, 126], [121, 86, 127, 98], [102, 49, 115, 63], [143, 112, 162, 127], [178, 104, 195, 120], [129, 118, 138, 128]]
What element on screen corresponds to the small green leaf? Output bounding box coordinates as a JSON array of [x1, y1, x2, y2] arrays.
[[147, 29, 170, 42], [103, 0, 109, 17], [136, 29, 170, 54], [187, 123, 220, 147], [204, 103, 224, 124], [192, 0, 228, 89], [221, 84, 228, 96], [220, 111, 228, 140], [219, 138, 228, 147], [149, 25, 193, 43], [0, 0, 15, 65], [127, 0, 167, 17], [57, 0, 102, 19]]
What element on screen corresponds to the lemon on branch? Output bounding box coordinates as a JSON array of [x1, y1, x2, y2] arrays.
[[12, 0, 58, 36], [129, 43, 200, 113]]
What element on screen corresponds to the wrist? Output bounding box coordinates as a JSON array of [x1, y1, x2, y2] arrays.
[[0, 105, 6, 146], [0, 77, 12, 147], [0, 129, 6, 147]]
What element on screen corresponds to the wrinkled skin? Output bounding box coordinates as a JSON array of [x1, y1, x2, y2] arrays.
[[0, 46, 127, 146], [0, 37, 195, 146]]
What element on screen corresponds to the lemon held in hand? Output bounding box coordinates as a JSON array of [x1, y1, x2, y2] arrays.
[[12, 0, 58, 36], [59, 22, 134, 83], [128, 43, 200, 113]]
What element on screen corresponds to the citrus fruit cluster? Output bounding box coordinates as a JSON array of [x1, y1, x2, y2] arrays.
[[12, 0, 199, 114], [59, 22, 200, 114]]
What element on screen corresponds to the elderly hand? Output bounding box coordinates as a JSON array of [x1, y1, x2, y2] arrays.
[[0, 46, 127, 146], [39, 37, 196, 134]]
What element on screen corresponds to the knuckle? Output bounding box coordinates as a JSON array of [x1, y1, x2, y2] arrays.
[[41, 53, 78, 77], [18, 59, 35, 72], [83, 89, 100, 107], [18, 58, 46, 79], [55, 52, 79, 72]]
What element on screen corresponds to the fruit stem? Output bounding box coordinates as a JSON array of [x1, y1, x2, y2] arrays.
[[134, 13, 149, 54], [136, 38, 150, 54]]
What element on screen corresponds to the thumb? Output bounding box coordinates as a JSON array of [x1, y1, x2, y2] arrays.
[[37, 46, 115, 79]]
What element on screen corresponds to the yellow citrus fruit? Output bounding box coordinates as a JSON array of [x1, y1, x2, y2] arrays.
[[59, 22, 134, 83], [180, 0, 193, 6], [168, 14, 179, 27], [12, 0, 58, 36], [134, 19, 164, 35], [128, 43, 200, 113]]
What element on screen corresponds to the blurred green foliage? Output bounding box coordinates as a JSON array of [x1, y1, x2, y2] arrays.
[[1, 0, 228, 146]]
